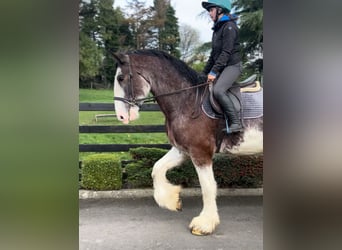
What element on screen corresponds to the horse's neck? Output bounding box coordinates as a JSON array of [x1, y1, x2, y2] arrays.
[[149, 73, 195, 116]]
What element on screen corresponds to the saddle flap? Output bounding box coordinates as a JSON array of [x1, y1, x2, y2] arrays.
[[208, 85, 241, 115]]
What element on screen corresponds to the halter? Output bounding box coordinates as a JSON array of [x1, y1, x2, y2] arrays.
[[113, 55, 210, 107]]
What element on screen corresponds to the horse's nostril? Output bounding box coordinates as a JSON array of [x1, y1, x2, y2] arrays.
[[120, 116, 125, 120]]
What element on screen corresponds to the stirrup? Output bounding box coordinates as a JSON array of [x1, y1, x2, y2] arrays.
[[223, 117, 231, 134], [222, 118, 243, 134]]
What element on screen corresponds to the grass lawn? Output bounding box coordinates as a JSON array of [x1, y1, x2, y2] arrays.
[[79, 88, 113, 103], [79, 88, 168, 161]]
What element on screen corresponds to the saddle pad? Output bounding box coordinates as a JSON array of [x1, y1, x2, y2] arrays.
[[201, 88, 263, 119], [241, 88, 263, 118]]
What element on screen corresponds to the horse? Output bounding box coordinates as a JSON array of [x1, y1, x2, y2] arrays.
[[113, 49, 263, 236]]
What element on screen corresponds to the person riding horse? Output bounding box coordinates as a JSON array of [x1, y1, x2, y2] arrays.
[[202, 0, 243, 133]]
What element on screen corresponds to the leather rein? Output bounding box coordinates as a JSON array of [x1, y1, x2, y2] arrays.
[[113, 56, 210, 107]]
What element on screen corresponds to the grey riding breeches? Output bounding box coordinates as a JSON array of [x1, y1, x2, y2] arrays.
[[212, 62, 242, 103]]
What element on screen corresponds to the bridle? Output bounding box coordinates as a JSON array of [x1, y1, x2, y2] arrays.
[[113, 55, 210, 107]]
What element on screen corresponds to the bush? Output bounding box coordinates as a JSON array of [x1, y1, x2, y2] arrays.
[[129, 147, 168, 163], [124, 148, 167, 188], [213, 153, 263, 188], [81, 154, 122, 190], [125, 160, 153, 188], [166, 159, 199, 187], [126, 147, 198, 188], [124, 148, 263, 189]]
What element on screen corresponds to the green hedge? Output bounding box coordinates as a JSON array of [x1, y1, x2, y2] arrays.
[[124, 148, 165, 188], [79, 148, 263, 190], [124, 147, 263, 188], [81, 154, 122, 190], [213, 153, 263, 188]]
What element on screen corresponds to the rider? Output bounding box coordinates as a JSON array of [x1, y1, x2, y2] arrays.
[[202, 0, 243, 133]]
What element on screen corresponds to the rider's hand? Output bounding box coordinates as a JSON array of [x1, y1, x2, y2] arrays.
[[207, 74, 216, 83]]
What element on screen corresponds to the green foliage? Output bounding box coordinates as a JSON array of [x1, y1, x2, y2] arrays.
[[79, 0, 134, 87], [125, 160, 153, 188], [124, 147, 167, 188], [191, 62, 206, 73], [79, 32, 103, 85], [79, 0, 98, 37], [97, 0, 127, 84], [232, 0, 263, 75], [187, 42, 211, 70], [166, 159, 198, 187], [81, 154, 122, 190], [159, 4, 180, 57], [125, 0, 154, 49], [213, 153, 263, 188], [124, 148, 263, 189], [129, 147, 167, 164]]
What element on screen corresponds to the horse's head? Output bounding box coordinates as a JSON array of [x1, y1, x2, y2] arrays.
[[113, 53, 151, 124]]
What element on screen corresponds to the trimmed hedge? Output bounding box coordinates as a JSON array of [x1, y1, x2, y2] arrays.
[[124, 148, 165, 188], [124, 147, 263, 188], [213, 153, 263, 188], [81, 154, 122, 190], [79, 148, 263, 190]]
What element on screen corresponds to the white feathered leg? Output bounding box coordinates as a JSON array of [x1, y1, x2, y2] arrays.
[[189, 164, 220, 235], [151, 147, 185, 211]]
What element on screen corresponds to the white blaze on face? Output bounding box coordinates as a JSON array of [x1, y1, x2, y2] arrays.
[[114, 67, 150, 124], [114, 67, 131, 124]]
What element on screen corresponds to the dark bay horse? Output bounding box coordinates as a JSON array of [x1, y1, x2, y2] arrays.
[[113, 49, 263, 235]]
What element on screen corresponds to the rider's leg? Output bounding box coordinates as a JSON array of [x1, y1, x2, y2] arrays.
[[213, 62, 243, 133]]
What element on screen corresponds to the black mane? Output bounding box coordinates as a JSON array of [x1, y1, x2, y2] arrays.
[[129, 49, 202, 85]]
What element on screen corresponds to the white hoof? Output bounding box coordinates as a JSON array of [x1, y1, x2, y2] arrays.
[[189, 213, 220, 235], [153, 183, 182, 211]]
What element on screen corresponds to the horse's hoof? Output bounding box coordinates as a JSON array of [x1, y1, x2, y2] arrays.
[[190, 228, 210, 236], [189, 214, 219, 236]]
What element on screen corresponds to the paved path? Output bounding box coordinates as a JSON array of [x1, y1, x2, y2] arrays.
[[80, 195, 263, 250]]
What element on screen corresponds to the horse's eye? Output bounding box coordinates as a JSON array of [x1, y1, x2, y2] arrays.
[[117, 75, 124, 82]]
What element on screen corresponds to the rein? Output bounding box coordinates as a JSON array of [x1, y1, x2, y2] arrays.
[[114, 81, 210, 107], [114, 54, 210, 107]]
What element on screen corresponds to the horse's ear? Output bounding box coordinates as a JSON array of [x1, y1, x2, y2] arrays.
[[112, 52, 129, 65]]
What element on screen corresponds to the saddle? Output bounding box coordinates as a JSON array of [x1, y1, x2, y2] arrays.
[[202, 74, 263, 120]]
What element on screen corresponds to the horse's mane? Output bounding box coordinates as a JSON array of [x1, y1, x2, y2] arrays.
[[129, 49, 202, 86]]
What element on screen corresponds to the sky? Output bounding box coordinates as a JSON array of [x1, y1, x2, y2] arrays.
[[113, 0, 214, 42]]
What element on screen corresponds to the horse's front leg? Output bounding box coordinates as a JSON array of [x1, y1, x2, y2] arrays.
[[151, 147, 185, 211], [189, 162, 220, 235]]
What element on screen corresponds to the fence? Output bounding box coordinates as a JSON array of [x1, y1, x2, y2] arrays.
[[79, 103, 171, 152]]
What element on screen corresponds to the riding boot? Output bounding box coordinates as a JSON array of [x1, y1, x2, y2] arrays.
[[220, 94, 243, 133]]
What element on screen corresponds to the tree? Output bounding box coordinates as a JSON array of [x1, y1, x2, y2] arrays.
[[79, 32, 103, 88], [96, 0, 125, 85], [125, 0, 154, 49], [187, 42, 212, 72], [158, 4, 180, 57], [232, 0, 263, 76], [179, 24, 200, 63], [79, 0, 135, 88], [79, 0, 98, 39], [79, 0, 103, 87], [151, 0, 167, 49]]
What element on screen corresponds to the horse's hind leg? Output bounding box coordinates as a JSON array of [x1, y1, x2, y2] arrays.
[[151, 147, 185, 211], [189, 161, 220, 235]]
